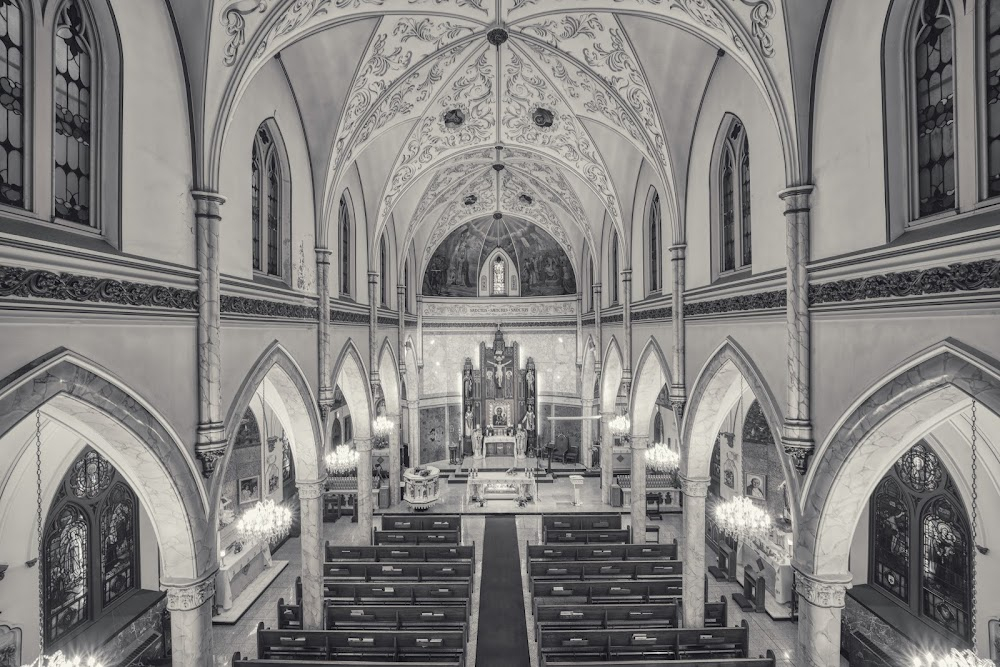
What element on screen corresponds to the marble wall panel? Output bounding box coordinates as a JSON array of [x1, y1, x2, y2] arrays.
[[419, 406, 448, 464], [841, 594, 913, 663], [549, 404, 582, 447]]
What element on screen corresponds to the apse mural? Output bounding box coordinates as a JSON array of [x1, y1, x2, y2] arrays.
[[423, 216, 576, 297]]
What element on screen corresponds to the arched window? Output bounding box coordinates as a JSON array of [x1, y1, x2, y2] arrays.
[[380, 234, 389, 306], [588, 257, 594, 311], [344, 415, 353, 442], [404, 258, 410, 313], [610, 231, 620, 304], [492, 255, 507, 295], [340, 195, 351, 297], [648, 191, 661, 293], [868, 441, 971, 643], [0, 0, 24, 208], [718, 119, 750, 273], [984, 0, 1000, 198], [53, 0, 94, 226], [44, 448, 139, 646], [911, 0, 955, 218], [251, 123, 284, 276]]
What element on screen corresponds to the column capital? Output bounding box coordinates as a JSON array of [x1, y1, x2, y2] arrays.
[[165, 575, 216, 611], [593, 283, 602, 292], [194, 435, 227, 478], [368, 271, 379, 283], [355, 437, 373, 453], [778, 184, 815, 212], [297, 479, 327, 500], [316, 247, 332, 261], [793, 569, 852, 608], [679, 475, 710, 497], [191, 189, 226, 206], [669, 243, 687, 256], [630, 435, 648, 450]]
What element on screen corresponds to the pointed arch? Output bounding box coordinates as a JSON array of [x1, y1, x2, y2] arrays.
[[630, 337, 672, 439], [331, 339, 374, 441], [0, 349, 209, 582], [680, 337, 792, 517], [581, 335, 598, 402], [377, 338, 401, 417], [600, 336, 624, 414]]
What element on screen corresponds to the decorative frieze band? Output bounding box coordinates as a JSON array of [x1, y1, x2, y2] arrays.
[[808, 259, 1000, 305], [0, 265, 198, 310], [581, 316, 596, 327], [793, 570, 852, 608], [601, 313, 624, 324], [686, 290, 787, 316], [424, 320, 576, 329], [632, 306, 672, 322], [165, 577, 216, 611], [377, 316, 399, 327], [331, 308, 370, 325], [221, 295, 317, 320]]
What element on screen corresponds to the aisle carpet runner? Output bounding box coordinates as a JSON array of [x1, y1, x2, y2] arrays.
[[474, 515, 531, 667]]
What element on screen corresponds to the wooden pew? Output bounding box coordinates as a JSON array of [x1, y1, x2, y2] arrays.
[[255, 624, 466, 664], [544, 528, 631, 544], [381, 514, 461, 532], [531, 580, 682, 611], [527, 542, 678, 562], [323, 581, 471, 605], [234, 655, 462, 667], [533, 604, 681, 639], [325, 543, 474, 563], [326, 603, 469, 637], [373, 529, 461, 545], [324, 561, 474, 582], [705, 596, 729, 628], [536, 622, 750, 664], [277, 597, 303, 630], [542, 514, 623, 531], [528, 559, 682, 589], [538, 652, 776, 667]]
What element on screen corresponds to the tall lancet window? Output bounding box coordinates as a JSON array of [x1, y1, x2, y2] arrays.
[[340, 195, 351, 297], [718, 118, 750, 273], [912, 0, 955, 218], [492, 256, 506, 295], [610, 231, 620, 304], [648, 191, 661, 293], [380, 234, 389, 306], [251, 122, 284, 276], [0, 0, 24, 207], [985, 0, 1000, 197], [53, 0, 94, 226]]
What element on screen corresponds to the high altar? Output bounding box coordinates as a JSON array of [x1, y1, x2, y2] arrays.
[[462, 329, 538, 458]]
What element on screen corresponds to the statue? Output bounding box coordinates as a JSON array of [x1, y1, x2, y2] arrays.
[[521, 404, 536, 432], [515, 426, 527, 458], [463, 368, 474, 399], [473, 427, 484, 458], [464, 405, 474, 437], [525, 368, 535, 397], [489, 353, 511, 390]]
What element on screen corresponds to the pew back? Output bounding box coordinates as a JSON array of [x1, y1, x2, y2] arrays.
[[324, 561, 474, 582], [536, 623, 750, 664], [527, 542, 678, 562], [325, 603, 470, 633], [542, 514, 623, 531], [323, 581, 471, 605], [543, 529, 631, 544], [325, 544, 474, 562], [373, 530, 461, 545]]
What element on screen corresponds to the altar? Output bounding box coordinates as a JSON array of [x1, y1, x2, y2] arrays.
[[484, 435, 516, 457], [215, 539, 270, 611], [466, 470, 538, 504]]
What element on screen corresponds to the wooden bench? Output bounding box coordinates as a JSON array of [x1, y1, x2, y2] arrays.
[[538, 653, 775, 667], [255, 624, 466, 664], [532, 580, 683, 610], [527, 542, 677, 562], [542, 514, 623, 531], [533, 598, 729, 639], [381, 514, 462, 532], [234, 655, 461, 667], [373, 530, 461, 545], [528, 559, 682, 589], [277, 597, 303, 630], [544, 529, 631, 544], [324, 561, 474, 582], [326, 604, 469, 636], [537, 622, 750, 664], [325, 544, 474, 563], [323, 581, 471, 605]]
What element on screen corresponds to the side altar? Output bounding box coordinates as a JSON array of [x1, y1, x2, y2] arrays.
[[462, 329, 538, 459]]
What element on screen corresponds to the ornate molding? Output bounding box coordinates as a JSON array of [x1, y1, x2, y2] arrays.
[[220, 295, 318, 319], [166, 577, 216, 611], [297, 479, 326, 500], [221, 0, 269, 66], [581, 316, 595, 326], [600, 313, 623, 323], [783, 442, 811, 475], [686, 289, 786, 316], [809, 259, 1000, 306], [423, 300, 577, 318], [0, 265, 199, 310], [424, 319, 576, 328], [679, 476, 710, 498], [331, 308, 371, 324], [632, 305, 672, 322], [793, 570, 852, 609], [195, 447, 226, 478], [377, 316, 400, 326]]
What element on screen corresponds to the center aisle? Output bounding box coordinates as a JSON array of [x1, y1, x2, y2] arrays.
[[475, 515, 531, 667]]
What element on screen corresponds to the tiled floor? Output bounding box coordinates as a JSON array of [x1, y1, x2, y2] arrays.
[[213, 489, 847, 667]]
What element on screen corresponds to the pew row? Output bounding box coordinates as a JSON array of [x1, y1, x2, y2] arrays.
[[532, 580, 682, 610], [527, 542, 677, 562], [234, 656, 461, 667], [324, 561, 474, 582], [255, 624, 466, 665], [322, 581, 471, 605], [325, 544, 474, 563], [381, 514, 462, 532], [542, 514, 623, 531], [544, 529, 632, 544], [537, 622, 751, 664], [528, 559, 682, 589], [532, 598, 729, 639], [373, 530, 461, 545], [326, 603, 469, 636], [538, 653, 776, 667]]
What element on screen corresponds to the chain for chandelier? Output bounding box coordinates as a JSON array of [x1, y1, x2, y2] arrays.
[[970, 400, 981, 650], [34, 410, 44, 658]]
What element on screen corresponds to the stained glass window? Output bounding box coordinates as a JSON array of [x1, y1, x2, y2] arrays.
[[872, 478, 910, 601], [740, 134, 752, 267], [913, 0, 955, 218], [610, 231, 619, 304], [492, 256, 506, 295], [721, 149, 735, 272], [266, 151, 280, 276], [921, 497, 970, 640], [251, 141, 262, 271], [895, 441, 942, 493], [44, 448, 140, 645], [252, 124, 282, 276], [380, 235, 388, 306], [53, 0, 93, 225], [340, 195, 351, 296], [986, 0, 1000, 197], [100, 484, 135, 605], [282, 439, 293, 482], [648, 191, 660, 292], [404, 258, 410, 313], [0, 0, 23, 207], [740, 400, 774, 445]]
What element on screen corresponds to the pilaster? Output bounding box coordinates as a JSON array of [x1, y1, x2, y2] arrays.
[[630, 435, 648, 542], [593, 284, 603, 376], [368, 271, 379, 384], [316, 248, 334, 410], [669, 244, 687, 411], [621, 268, 633, 388], [793, 569, 852, 667], [297, 479, 325, 630], [164, 575, 216, 667], [679, 475, 710, 627]]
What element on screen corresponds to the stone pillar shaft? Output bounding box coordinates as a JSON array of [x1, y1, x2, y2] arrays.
[[165, 577, 216, 667], [388, 412, 401, 507], [621, 269, 633, 387], [356, 438, 374, 541], [669, 244, 686, 408], [368, 272, 379, 384], [680, 476, 709, 627], [317, 249, 333, 407], [593, 284, 603, 376], [297, 480, 325, 630], [576, 293, 583, 365], [416, 295, 424, 368], [780, 186, 815, 473], [397, 285, 406, 375], [581, 399, 595, 468], [192, 191, 226, 476], [630, 436, 647, 542], [409, 397, 421, 468], [794, 570, 851, 667], [600, 412, 614, 504]]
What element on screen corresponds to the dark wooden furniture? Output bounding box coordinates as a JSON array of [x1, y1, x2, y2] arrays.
[[322, 581, 471, 605], [544, 529, 631, 544], [325, 544, 474, 563], [324, 561, 474, 582], [253, 624, 466, 665], [536, 622, 752, 664], [326, 604, 469, 636], [372, 530, 461, 545], [527, 542, 678, 562]]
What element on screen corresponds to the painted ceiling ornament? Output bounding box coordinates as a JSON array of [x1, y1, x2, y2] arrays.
[[221, 0, 269, 67], [519, 193, 533, 205], [410, 0, 489, 14], [443, 107, 466, 127], [487, 26, 510, 45], [463, 193, 477, 205], [732, 0, 775, 57], [532, 107, 554, 127]]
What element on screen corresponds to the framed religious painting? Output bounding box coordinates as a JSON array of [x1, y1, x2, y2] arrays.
[[990, 618, 1000, 661], [239, 475, 261, 505], [744, 473, 766, 501], [0, 624, 21, 667]]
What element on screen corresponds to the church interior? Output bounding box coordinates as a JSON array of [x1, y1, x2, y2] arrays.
[[1, 0, 999, 666]]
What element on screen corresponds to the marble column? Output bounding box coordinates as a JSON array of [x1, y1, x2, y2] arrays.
[[581, 399, 595, 468], [356, 437, 374, 541], [600, 412, 614, 504], [621, 268, 633, 388], [165, 576, 215, 667], [192, 191, 227, 476], [388, 412, 401, 506], [794, 570, 852, 667], [397, 285, 406, 373], [368, 272, 379, 384], [630, 436, 647, 542], [297, 479, 325, 630], [593, 284, 603, 377], [780, 185, 815, 474], [576, 293, 583, 365], [408, 397, 421, 467], [416, 295, 424, 368], [680, 475, 709, 627], [317, 248, 334, 410], [669, 244, 687, 412]]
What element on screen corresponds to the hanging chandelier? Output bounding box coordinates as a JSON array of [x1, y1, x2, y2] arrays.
[[608, 414, 631, 439], [646, 443, 680, 473], [714, 496, 771, 544], [911, 649, 995, 667], [237, 499, 293, 545], [372, 415, 394, 440], [326, 445, 358, 476], [23, 651, 104, 667]]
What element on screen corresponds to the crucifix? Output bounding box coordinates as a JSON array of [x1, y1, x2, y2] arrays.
[[488, 350, 511, 390]]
